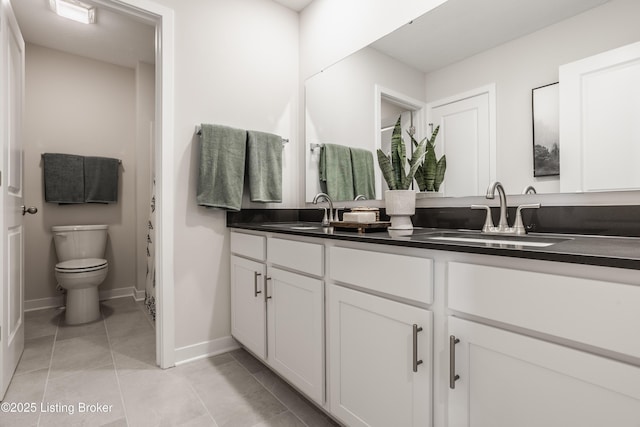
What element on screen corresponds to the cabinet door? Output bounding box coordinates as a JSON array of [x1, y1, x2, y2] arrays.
[[328, 285, 432, 427], [230, 255, 266, 359], [448, 317, 640, 427], [266, 267, 324, 404]]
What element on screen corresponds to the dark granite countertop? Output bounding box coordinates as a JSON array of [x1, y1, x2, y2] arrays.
[[228, 221, 640, 271]]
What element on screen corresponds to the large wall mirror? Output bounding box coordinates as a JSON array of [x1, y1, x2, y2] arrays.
[[304, 0, 640, 202]]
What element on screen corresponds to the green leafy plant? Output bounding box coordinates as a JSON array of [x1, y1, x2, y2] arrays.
[[412, 126, 446, 192], [376, 116, 428, 190]]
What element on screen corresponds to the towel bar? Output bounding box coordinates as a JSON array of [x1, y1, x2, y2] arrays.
[[195, 125, 289, 144], [309, 143, 323, 152], [41, 153, 122, 165]]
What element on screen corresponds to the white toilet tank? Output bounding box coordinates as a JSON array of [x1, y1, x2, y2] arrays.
[[52, 225, 109, 262]]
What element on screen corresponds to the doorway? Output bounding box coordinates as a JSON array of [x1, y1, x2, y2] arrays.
[[11, 0, 174, 371]]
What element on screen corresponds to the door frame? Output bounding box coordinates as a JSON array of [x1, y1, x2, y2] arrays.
[[91, 0, 175, 368]]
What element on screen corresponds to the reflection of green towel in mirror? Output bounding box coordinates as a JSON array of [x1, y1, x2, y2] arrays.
[[319, 143, 354, 201], [349, 147, 376, 200]]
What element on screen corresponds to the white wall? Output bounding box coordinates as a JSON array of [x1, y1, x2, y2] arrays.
[[23, 44, 145, 303], [423, 0, 640, 198], [151, 0, 299, 353]]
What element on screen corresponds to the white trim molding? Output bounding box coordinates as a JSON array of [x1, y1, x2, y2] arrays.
[[174, 336, 241, 366], [93, 0, 176, 369]]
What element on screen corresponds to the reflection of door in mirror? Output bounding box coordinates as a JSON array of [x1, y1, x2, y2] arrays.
[[377, 87, 427, 195], [427, 84, 496, 197], [560, 40, 640, 193]]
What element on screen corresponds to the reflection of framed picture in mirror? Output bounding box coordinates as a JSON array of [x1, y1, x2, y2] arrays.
[[532, 82, 560, 177]]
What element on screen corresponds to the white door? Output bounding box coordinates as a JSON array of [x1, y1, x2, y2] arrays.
[[267, 267, 323, 405], [448, 317, 640, 427], [427, 85, 495, 197], [559, 40, 640, 193], [328, 284, 432, 427], [0, 0, 25, 400], [230, 255, 266, 359]]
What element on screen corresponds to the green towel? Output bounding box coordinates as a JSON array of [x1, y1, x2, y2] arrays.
[[84, 156, 120, 203], [197, 124, 247, 211], [349, 147, 376, 200], [247, 130, 282, 203], [319, 143, 354, 201], [43, 153, 85, 204]]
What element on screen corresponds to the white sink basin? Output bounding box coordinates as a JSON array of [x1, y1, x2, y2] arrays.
[[413, 231, 570, 248], [261, 222, 321, 230]]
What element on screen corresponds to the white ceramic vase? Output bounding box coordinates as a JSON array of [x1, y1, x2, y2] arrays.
[[385, 190, 416, 230]]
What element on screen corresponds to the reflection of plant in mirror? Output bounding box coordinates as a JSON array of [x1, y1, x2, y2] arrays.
[[377, 116, 427, 190], [412, 126, 446, 192]]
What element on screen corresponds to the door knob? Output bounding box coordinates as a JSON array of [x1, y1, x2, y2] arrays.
[[22, 206, 38, 215]]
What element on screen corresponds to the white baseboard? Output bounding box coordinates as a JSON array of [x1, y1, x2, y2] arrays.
[[25, 286, 141, 312], [133, 288, 146, 301], [174, 336, 240, 366], [24, 296, 64, 312]]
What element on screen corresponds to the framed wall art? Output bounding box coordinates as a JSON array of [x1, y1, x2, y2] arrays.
[[532, 82, 560, 177]]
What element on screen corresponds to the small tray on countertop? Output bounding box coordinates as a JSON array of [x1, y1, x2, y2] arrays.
[[330, 220, 391, 233]]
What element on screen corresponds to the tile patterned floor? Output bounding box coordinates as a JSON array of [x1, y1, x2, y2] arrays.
[[2, 297, 339, 427]]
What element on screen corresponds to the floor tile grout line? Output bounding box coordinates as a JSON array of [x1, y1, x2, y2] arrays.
[[182, 373, 221, 427], [102, 308, 131, 427], [228, 350, 311, 427], [36, 309, 62, 427]]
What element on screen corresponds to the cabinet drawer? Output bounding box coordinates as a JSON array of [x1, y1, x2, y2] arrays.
[[448, 262, 640, 358], [230, 231, 266, 261], [267, 237, 323, 276], [330, 246, 433, 304]]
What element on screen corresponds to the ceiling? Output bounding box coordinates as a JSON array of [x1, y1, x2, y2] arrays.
[[272, 0, 314, 12], [12, 0, 155, 68], [11, 0, 313, 69], [371, 0, 609, 73]]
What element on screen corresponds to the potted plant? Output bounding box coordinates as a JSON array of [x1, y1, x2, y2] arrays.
[[376, 116, 428, 229], [411, 126, 446, 193]]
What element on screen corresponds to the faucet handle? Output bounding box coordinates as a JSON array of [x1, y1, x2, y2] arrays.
[[471, 204, 494, 233], [513, 203, 540, 235], [318, 207, 330, 227], [334, 207, 344, 222]]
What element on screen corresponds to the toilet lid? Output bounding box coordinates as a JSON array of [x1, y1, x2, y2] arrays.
[[56, 258, 108, 273]]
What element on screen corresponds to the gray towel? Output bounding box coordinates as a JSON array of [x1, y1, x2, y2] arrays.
[[197, 124, 247, 211], [319, 143, 354, 201], [43, 153, 85, 204], [349, 147, 376, 200], [246, 130, 282, 203], [84, 156, 120, 203]]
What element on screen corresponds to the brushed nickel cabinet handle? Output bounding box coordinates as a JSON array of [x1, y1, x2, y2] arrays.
[[449, 335, 461, 389], [265, 277, 272, 301], [254, 272, 262, 297], [412, 324, 423, 373]]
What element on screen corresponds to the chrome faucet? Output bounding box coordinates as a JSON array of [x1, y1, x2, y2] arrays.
[[312, 192, 334, 226], [472, 181, 541, 235], [522, 185, 537, 195], [354, 194, 367, 201], [486, 181, 509, 232]]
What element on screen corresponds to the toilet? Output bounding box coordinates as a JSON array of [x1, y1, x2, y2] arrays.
[[52, 225, 109, 325]]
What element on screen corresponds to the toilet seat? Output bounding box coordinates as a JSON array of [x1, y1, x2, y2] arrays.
[[55, 258, 108, 273]]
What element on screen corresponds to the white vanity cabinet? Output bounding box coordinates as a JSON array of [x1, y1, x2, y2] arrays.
[[230, 232, 267, 359], [327, 245, 434, 427], [230, 231, 326, 405], [266, 237, 325, 405], [448, 317, 640, 427], [446, 261, 640, 427]]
